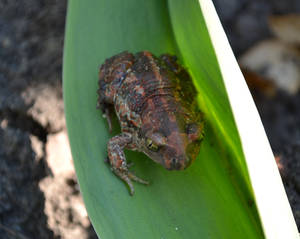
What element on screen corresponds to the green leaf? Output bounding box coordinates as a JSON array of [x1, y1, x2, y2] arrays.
[[63, 0, 297, 238]]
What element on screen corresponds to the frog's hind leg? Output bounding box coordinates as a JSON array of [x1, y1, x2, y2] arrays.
[[97, 101, 113, 132], [160, 53, 197, 104], [160, 54, 191, 80], [98, 52, 135, 132], [107, 133, 149, 195], [160, 54, 180, 74]]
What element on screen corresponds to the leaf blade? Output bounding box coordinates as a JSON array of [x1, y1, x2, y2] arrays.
[[63, 0, 266, 238], [194, 0, 299, 237]]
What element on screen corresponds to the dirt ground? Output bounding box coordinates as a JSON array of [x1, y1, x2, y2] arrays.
[[0, 0, 299, 238]]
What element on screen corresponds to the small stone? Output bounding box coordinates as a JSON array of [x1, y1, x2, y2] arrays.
[[239, 39, 300, 94], [0, 119, 8, 129], [30, 135, 44, 159], [269, 14, 300, 45], [39, 172, 91, 239], [22, 85, 65, 133], [46, 130, 73, 177]]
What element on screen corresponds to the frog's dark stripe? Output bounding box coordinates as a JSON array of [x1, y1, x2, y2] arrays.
[[121, 53, 177, 115], [144, 52, 186, 120], [135, 91, 173, 114]]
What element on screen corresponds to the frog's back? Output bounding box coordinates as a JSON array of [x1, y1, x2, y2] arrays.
[[115, 51, 198, 117], [98, 51, 199, 132]]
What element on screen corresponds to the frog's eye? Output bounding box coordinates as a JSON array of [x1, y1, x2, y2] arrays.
[[186, 123, 204, 141], [186, 123, 198, 135], [146, 138, 159, 152]]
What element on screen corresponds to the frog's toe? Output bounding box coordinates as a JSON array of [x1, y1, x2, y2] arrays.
[[128, 172, 150, 185], [123, 174, 135, 196], [113, 168, 135, 195]]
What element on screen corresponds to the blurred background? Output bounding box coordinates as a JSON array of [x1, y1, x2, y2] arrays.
[[0, 0, 299, 238]]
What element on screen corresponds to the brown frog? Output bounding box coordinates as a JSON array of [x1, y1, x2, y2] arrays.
[[97, 51, 204, 195]]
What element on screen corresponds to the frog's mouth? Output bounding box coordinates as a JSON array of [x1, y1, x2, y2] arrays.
[[168, 154, 193, 170]]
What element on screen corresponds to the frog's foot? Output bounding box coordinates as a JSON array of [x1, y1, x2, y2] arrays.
[[128, 172, 149, 185], [107, 133, 149, 195], [112, 168, 149, 195]]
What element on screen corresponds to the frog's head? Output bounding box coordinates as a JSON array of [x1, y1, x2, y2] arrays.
[[141, 112, 204, 170]]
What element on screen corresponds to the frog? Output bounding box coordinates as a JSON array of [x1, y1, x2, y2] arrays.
[[97, 51, 204, 195]]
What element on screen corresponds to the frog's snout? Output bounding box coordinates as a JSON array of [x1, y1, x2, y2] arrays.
[[168, 155, 191, 170]]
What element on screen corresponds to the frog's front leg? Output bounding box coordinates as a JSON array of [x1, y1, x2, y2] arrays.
[[107, 132, 149, 195]]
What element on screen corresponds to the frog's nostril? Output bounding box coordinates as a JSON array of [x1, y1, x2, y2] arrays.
[[171, 158, 182, 170]]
